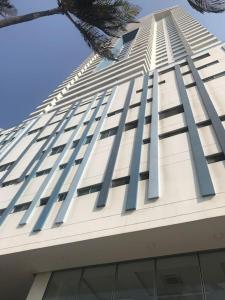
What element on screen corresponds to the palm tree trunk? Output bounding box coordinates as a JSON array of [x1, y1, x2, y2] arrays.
[[0, 7, 63, 28]]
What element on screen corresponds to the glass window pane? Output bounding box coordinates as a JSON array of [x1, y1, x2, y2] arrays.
[[157, 254, 203, 300], [115, 260, 155, 300], [43, 269, 81, 300], [79, 265, 115, 300], [200, 250, 225, 299]]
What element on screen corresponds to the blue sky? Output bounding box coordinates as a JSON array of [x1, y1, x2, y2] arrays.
[[1, 0, 225, 129]]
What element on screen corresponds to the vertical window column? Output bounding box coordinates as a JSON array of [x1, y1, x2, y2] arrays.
[[148, 70, 160, 200], [0, 101, 81, 227], [19, 97, 95, 226], [187, 56, 225, 155], [32, 91, 109, 231], [96, 79, 135, 208], [174, 64, 215, 197], [125, 74, 149, 211], [55, 87, 117, 225]]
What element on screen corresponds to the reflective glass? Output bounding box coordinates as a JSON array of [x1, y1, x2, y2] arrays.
[[156, 254, 203, 300], [78, 265, 115, 300], [43, 269, 81, 300], [200, 250, 225, 299], [115, 260, 155, 300]]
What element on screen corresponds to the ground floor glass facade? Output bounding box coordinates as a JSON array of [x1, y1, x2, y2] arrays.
[[43, 249, 225, 299]]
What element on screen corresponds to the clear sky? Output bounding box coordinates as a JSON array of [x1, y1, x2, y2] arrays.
[[1, 0, 225, 129]]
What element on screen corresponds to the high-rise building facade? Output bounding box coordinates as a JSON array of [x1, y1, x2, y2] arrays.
[[1, 5, 225, 299]]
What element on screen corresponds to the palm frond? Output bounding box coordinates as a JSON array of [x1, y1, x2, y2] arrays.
[[60, 0, 140, 58], [66, 14, 116, 60], [187, 0, 225, 13], [0, 0, 17, 16]]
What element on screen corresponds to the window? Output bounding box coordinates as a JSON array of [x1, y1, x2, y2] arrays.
[[111, 176, 130, 188], [180, 62, 188, 67], [0, 208, 5, 216], [108, 109, 123, 117], [159, 80, 166, 85], [58, 192, 68, 201], [40, 197, 50, 206], [84, 135, 93, 145], [0, 140, 7, 146], [200, 251, 225, 299], [56, 110, 67, 116], [2, 179, 21, 187], [203, 71, 225, 83], [136, 85, 153, 94], [157, 255, 202, 299], [220, 115, 225, 122], [43, 269, 81, 299], [193, 53, 210, 62], [182, 70, 191, 76], [117, 260, 155, 300], [64, 125, 77, 132], [140, 171, 149, 181], [159, 105, 184, 120], [36, 169, 51, 177], [77, 183, 102, 196], [156, 58, 168, 65], [80, 100, 92, 107], [73, 140, 79, 148], [129, 102, 140, 109], [185, 82, 196, 89], [206, 153, 225, 164], [100, 127, 118, 140], [59, 163, 67, 170], [79, 266, 115, 300], [74, 110, 85, 117], [159, 67, 175, 75], [0, 162, 13, 172], [143, 138, 151, 145], [197, 120, 212, 128], [50, 144, 65, 155], [13, 202, 31, 213], [75, 158, 82, 165], [197, 60, 219, 70], [145, 116, 152, 125], [125, 120, 138, 131], [159, 127, 188, 139], [28, 127, 42, 135], [36, 136, 49, 142], [49, 120, 60, 126]]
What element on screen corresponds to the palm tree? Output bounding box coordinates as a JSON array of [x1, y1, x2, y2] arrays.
[[187, 0, 225, 13], [0, 0, 140, 59], [1, 1, 225, 59]]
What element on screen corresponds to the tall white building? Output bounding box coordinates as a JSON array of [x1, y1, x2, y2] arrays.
[[1, 5, 225, 300]]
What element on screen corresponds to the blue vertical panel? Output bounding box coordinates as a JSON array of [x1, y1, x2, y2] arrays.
[[55, 87, 117, 224], [148, 70, 159, 200], [187, 56, 225, 155], [32, 90, 112, 231], [0, 110, 59, 185], [175, 65, 215, 196], [96, 80, 135, 208], [0, 117, 39, 162], [19, 97, 96, 226], [0, 101, 81, 227], [125, 74, 149, 211]]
